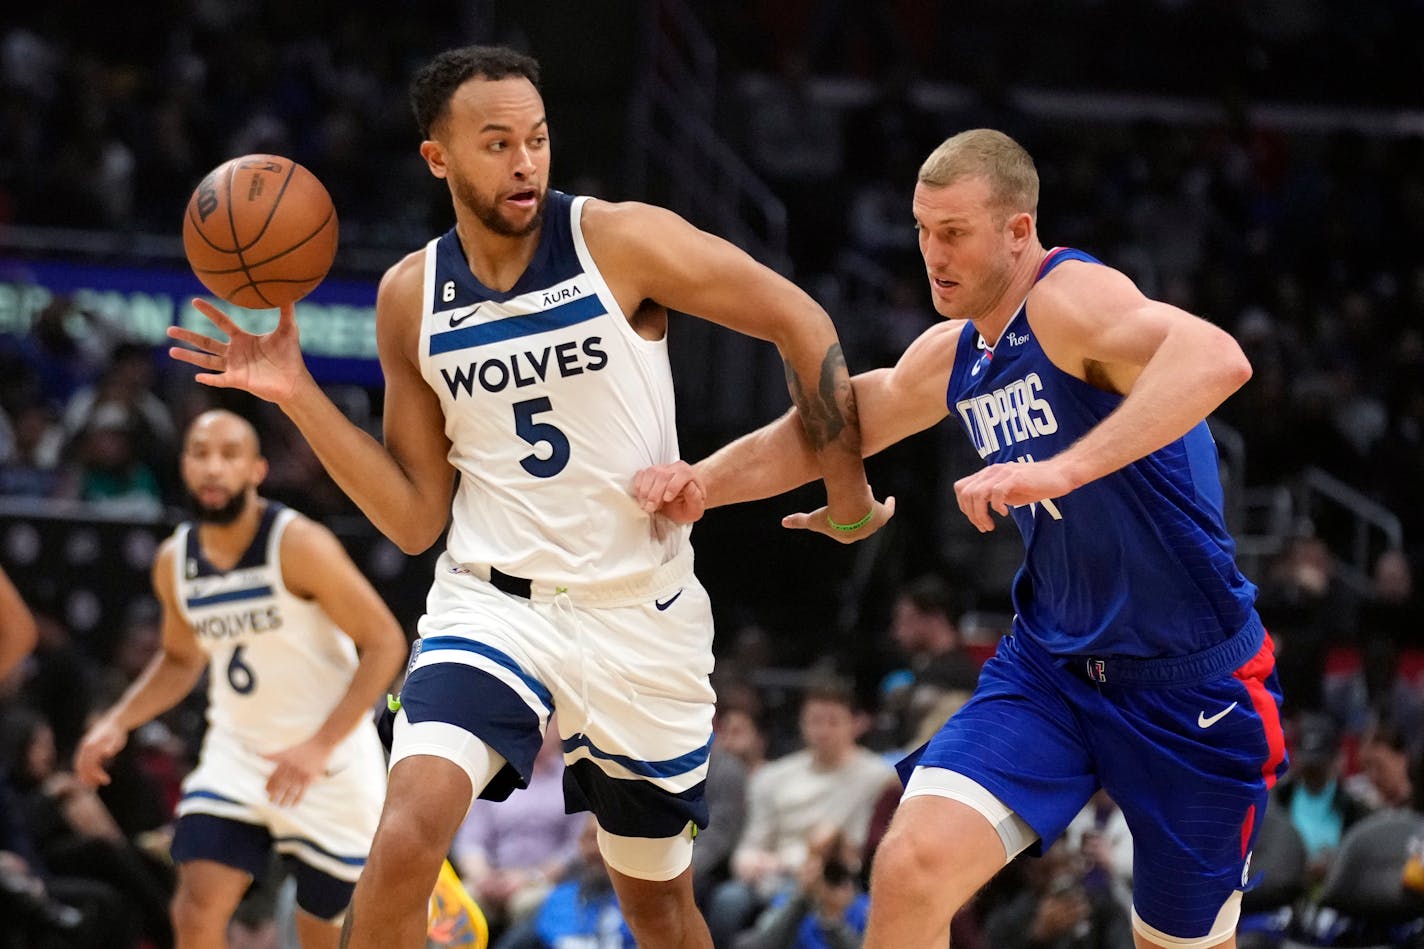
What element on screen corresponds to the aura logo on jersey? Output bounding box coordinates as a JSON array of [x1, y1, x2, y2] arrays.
[[439, 337, 609, 398], [955, 371, 1060, 459]]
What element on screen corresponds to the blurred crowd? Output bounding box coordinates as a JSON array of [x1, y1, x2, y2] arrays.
[[5, 1, 1424, 946]]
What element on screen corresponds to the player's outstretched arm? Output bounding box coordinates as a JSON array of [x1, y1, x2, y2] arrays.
[[635, 321, 962, 539], [170, 255, 456, 553], [585, 201, 876, 532], [74, 540, 208, 786], [0, 564, 37, 682], [260, 517, 405, 807]]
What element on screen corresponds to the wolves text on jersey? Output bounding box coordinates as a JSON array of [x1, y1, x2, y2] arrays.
[[194, 605, 283, 640], [955, 371, 1060, 459], [439, 336, 609, 399]]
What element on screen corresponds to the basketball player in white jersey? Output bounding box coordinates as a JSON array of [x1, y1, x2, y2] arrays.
[[166, 44, 888, 949], [74, 410, 406, 948]]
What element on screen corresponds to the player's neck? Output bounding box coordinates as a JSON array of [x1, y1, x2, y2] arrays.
[[970, 241, 1047, 346], [454, 216, 541, 294], [197, 497, 266, 572]]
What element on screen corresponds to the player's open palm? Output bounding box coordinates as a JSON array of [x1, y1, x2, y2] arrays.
[[168, 298, 309, 404]]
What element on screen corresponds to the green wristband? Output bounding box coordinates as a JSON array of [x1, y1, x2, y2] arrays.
[[826, 508, 874, 532]]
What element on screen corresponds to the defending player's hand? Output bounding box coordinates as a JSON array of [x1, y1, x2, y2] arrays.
[[953, 459, 1076, 532], [780, 495, 895, 544], [262, 736, 335, 808], [73, 717, 128, 787], [631, 461, 707, 524], [168, 299, 310, 404]]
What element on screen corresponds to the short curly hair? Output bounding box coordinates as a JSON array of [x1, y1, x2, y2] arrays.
[[409, 45, 541, 139]]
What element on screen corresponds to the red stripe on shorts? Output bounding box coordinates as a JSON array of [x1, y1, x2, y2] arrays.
[[1234, 631, 1286, 856]]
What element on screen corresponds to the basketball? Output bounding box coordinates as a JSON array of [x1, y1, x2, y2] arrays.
[[182, 154, 338, 309]]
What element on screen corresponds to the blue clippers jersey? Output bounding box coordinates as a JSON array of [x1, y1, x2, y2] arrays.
[[946, 248, 1257, 658]]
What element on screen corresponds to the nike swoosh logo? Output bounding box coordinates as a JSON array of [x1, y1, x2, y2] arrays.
[[654, 590, 683, 611], [1197, 701, 1239, 728], [447, 304, 483, 328]]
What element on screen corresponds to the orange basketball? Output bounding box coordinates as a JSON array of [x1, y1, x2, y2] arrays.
[[182, 154, 338, 309]]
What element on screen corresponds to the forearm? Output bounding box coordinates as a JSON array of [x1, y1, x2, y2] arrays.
[[778, 340, 871, 519], [106, 654, 206, 732], [1055, 328, 1249, 488], [278, 379, 446, 550], [698, 410, 822, 509], [306, 636, 404, 748]]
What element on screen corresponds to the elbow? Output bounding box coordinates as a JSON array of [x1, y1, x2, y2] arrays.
[[1220, 338, 1253, 393], [388, 514, 447, 556]]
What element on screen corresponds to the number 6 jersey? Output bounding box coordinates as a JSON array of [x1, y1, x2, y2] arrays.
[[173, 503, 363, 755], [417, 191, 686, 583]]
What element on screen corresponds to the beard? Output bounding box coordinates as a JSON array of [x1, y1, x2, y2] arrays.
[[188, 488, 248, 525], [451, 176, 546, 238]]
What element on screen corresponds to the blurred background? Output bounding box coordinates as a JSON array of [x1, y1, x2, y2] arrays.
[[3, 1, 1424, 946]]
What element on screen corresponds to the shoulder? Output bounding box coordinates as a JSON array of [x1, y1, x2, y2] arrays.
[[887, 319, 968, 393], [276, 509, 345, 560], [378, 249, 426, 310], [1027, 257, 1147, 325], [151, 535, 181, 596]]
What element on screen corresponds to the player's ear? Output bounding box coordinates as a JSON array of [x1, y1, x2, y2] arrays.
[[252, 455, 269, 487], [420, 140, 449, 180], [1007, 210, 1034, 246]]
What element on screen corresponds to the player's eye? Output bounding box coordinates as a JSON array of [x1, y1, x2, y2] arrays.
[[488, 141, 506, 152]]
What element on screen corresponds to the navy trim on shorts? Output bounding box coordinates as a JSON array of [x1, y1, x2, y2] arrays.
[[274, 835, 367, 868], [399, 660, 545, 802], [171, 812, 272, 878], [289, 860, 355, 921], [561, 733, 712, 779], [419, 635, 554, 710], [563, 758, 709, 838]]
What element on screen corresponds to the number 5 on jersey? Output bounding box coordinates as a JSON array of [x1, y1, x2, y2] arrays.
[[514, 397, 570, 478]]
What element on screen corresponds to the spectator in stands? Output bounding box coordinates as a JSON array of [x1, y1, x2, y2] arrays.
[[1346, 722, 1414, 811], [1259, 536, 1358, 715], [497, 815, 634, 949], [56, 404, 163, 519], [0, 709, 145, 948], [452, 718, 585, 935], [731, 825, 868, 949], [0, 401, 65, 497], [58, 342, 177, 493], [694, 743, 750, 909], [1, 708, 173, 947], [1063, 790, 1134, 914], [714, 703, 769, 778], [1271, 712, 1372, 886], [1358, 548, 1420, 709], [982, 840, 1134, 949], [708, 678, 894, 947], [876, 574, 980, 749]]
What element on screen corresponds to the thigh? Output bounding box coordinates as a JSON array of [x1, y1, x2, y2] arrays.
[[269, 731, 387, 886], [1103, 644, 1287, 940], [555, 581, 716, 837], [905, 634, 1098, 849]]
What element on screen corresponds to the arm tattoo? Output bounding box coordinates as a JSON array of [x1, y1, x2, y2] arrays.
[[783, 343, 856, 451]]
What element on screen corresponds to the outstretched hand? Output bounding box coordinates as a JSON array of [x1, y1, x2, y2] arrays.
[[632, 461, 707, 524], [781, 495, 895, 544], [168, 298, 309, 404]]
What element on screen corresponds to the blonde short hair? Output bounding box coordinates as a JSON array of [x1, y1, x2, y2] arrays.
[[918, 129, 1038, 219]]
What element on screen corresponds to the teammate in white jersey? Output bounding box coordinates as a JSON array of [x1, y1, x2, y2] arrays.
[[74, 410, 406, 948], [166, 45, 887, 949]]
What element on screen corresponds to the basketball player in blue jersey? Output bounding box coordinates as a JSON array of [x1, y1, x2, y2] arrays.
[[167, 46, 881, 949], [636, 128, 1287, 949], [74, 410, 406, 947]]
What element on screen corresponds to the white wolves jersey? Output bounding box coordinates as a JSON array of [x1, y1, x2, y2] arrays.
[[417, 191, 686, 582], [173, 503, 363, 755]]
